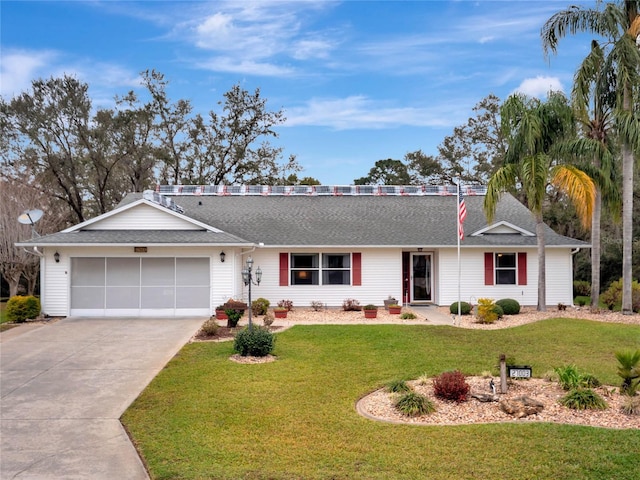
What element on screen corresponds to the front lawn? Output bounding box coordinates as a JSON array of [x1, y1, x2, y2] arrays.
[[123, 319, 640, 480]]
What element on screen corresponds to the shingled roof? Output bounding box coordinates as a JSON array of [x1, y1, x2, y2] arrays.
[[19, 187, 588, 248]]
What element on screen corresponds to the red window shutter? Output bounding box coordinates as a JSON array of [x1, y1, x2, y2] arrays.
[[352, 252, 362, 286], [518, 252, 527, 285], [484, 252, 494, 285], [279, 253, 289, 286]]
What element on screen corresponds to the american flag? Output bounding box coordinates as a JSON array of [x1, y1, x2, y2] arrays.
[[458, 187, 467, 240]]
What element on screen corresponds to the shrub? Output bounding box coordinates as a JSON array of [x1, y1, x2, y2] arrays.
[[554, 365, 601, 390], [400, 312, 417, 320], [620, 396, 640, 415], [433, 370, 470, 402], [251, 298, 270, 316], [310, 300, 324, 311], [449, 301, 471, 315], [395, 392, 435, 417], [362, 304, 377, 310], [600, 278, 640, 312], [615, 349, 640, 396], [200, 318, 220, 336], [262, 312, 274, 328], [277, 299, 294, 311], [573, 280, 591, 297], [6, 295, 41, 323], [233, 326, 276, 357], [225, 309, 243, 328], [342, 298, 361, 311], [493, 304, 504, 319], [385, 379, 411, 393], [496, 298, 521, 315], [559, 388, 607, 410], [476, 298, 498, 324]]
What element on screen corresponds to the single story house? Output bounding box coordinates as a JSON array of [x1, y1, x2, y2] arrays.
[[18, 184, 587, 317]]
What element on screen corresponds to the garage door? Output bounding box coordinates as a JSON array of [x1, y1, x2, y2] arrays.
[[70, 257, 210, 316]]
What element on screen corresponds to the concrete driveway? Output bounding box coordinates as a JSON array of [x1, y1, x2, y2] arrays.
[[1, 317, 205, 480]]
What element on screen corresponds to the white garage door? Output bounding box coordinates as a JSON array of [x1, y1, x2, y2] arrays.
[[70, 257, 210, 316]]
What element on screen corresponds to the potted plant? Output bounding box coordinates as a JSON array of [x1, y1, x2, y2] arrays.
[[362, 304, 378, 318], [388, 304, 402, 314], [274, 307, 288, 319], [383, 296, 398, 310], [215, 305, 228, 320]]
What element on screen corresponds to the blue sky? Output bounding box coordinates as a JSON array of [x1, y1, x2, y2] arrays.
[[1, 0, 597, 184]]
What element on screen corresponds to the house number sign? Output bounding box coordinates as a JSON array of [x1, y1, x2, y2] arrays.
[[507, 366, 532, 378]]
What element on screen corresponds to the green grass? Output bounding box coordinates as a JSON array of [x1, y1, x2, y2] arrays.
[[123, 319, 640, 480]]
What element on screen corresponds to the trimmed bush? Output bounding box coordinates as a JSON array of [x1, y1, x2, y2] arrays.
[[233, 326, 275, 357], [251, 298, 270, 316], [449, 301, 471, 315], [6, 295, 41, 323], [573, 280, 591, 297], [433, 370, 470, 402], [395, 392, 435, 417], [385, 379, 411, 393], [493, 304, 504, 319], [496, 298, 521, 315], [560, 388, 607, 410], [225, 309, 243, 328]]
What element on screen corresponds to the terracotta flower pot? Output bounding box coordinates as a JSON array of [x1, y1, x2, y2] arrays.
[[274, 309, 288, 318], [388, 306, 402, 314], [216, 310, 228, 320], [363, 309, 377, 319]]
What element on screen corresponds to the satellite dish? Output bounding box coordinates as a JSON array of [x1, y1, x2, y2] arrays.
[[18, 209, 44, 238]]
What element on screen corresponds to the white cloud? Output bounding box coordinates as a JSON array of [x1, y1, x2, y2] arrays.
[[0, 49, 58, 98], [196, 57, 295, 76], [513, 76, 564, 98], [283, 95, 464, 130]]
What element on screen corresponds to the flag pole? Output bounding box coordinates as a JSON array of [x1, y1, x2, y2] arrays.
[[456, 177, 461, 325]]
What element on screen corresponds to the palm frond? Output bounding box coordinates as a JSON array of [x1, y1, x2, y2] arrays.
[[483, 164, 517, 223], [550, 164, 597, 229]]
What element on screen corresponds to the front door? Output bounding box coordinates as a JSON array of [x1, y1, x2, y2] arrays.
[[410, 253, 433, 303]]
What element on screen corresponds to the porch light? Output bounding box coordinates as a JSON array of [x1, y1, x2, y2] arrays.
[[54, 251, 60, 263], [220, 251, 226, 263]]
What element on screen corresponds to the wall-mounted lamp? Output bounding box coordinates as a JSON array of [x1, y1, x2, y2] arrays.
[[219, 251, 226, 263], [54, 251, 60, 263]]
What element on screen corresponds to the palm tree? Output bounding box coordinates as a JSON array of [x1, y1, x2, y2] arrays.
[[542, 0, 640, 314], [565, 40, 621, 310], [484, 93, 596, 311]]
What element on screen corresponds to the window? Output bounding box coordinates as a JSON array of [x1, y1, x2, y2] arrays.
[[290, 253, 351, 285], [291, 254, 319, 285], [322, 254, 351, 285], [495, 253, 516, 285]]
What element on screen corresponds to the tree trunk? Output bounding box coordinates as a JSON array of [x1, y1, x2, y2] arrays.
[[536, 214, 546, 311], [590, 187, 602, 310], [621, 83, 634, 315]]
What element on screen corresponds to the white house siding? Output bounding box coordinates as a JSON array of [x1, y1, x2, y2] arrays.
[[438, 248, 538, 307], [438, 247, 575, 307], [544, 248, 575, 306], [83, 204, 201, 230], [44, 246, 219, 317], [237, 248, 403, 308]]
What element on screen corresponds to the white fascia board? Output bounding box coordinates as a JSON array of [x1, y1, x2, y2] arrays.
[[470, 221, 535, 237], [61, 199, 223, 233]]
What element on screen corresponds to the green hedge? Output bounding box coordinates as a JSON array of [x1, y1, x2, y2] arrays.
[[6, 295, 41, 323]]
